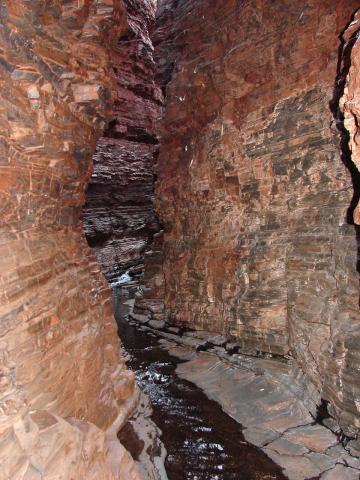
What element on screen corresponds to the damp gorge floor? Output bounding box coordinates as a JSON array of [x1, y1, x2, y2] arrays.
[[115, 293, 287, 480]]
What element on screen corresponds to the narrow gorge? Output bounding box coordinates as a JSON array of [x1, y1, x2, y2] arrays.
[[0, 1, 360, 479]]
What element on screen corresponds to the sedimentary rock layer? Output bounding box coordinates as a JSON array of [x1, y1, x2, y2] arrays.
[[154, 0, 360, 440], [83, 0, 161, 285], [341, 10, 360, 224], [0, 1, 139, 478]]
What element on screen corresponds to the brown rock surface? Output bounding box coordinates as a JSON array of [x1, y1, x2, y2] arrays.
[[341, 10, 360, 224], [134, 230, 166, 321], [153, 0, 360, 439], [83, 0, 162, 285], [0, 1, 139, 478], [173, 345, 360, 480]]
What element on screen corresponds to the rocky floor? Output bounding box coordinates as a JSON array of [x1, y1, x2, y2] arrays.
[[116, 292, 287, 479], [118, 391, 168, 480], [121, 297, 360, 480]]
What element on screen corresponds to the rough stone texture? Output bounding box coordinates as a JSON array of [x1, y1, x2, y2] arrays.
[[320, 464, 360, 480], [333, 8, 360, 449], [134, 230, 166, 321], [1, 410, 140, 480], [131, 0, 190, 321], [83, 0, 162, 286], [152, 0, 360, 439], [128, 308, 360, 478], [175, 349, 360, 480], [118, 392, 168, 480], [0, 1, 140, 478], [341, 10, 360, 218]]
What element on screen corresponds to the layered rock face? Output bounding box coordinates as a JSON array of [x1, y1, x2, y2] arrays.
[[0, 1, 139, 478], [154, 0, 360, 439], [341, 10, 360, 225], [83, 0, 161, 286], [132, 0, 189, 322]]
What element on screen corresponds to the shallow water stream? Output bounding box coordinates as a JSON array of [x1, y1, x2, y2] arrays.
[[115, 290, 287, 480]]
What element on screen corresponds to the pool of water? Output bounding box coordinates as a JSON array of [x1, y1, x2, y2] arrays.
[[115, 291, 287, 480]]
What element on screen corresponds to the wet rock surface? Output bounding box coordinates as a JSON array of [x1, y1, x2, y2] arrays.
[[124, 308, 360, 480], [117, 293, 288, 480], [1, 0, 360, 478], [134, 230, 166, 322], [118, 391, 168, 480]]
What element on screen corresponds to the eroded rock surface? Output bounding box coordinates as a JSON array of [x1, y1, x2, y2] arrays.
[[151, 0, 360, 441], [0, 1, 140, 478], [126, 312, 360, 480], [83, 0, 162, 286], [341, 10, 360, 186]]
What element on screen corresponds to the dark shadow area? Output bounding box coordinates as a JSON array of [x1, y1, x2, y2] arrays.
[[315, 399, 330, 424], [118, 422, 145, 461], [329, 12, 360, 290]]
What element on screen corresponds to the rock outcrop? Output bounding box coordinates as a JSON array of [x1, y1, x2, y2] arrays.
[[134, 230, 166, 321], [2, 0, 360, 476], [152, 0, 360, 442], [341, 10, 360, 225], [132, 0, 189, 322], [83, 0, 162, 286], [0, 1, 140, 478]]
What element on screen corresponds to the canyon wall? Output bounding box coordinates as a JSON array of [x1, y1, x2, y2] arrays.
[[154, 0, 360, 440], [133, 0, 190, 322], [341, 11, 360, 225], [83, 0, 161, 286], [0, 1, 140, 478]]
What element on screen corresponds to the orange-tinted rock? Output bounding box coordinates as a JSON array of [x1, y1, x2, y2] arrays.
[[154, 0, 360, 439], [0, 1, 139, 477], [1, 411, 140, 480]]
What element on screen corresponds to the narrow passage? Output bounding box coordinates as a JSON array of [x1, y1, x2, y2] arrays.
[[115, 289, 287, 480]]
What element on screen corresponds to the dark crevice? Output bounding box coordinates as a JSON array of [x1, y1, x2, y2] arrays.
[[329, 14, 360, 293], [315, 398, 331, 424], [329, 16, 360, 226], [86, 231, 109, 248], [103, 123, 159, 145]]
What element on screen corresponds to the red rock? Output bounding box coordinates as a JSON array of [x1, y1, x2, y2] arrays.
[[0, 0, 140, 477], [152, 0, 360, 441], [83, 0, 162, 285], [341, 9, 360, 224], [2, 0, 360, 473]]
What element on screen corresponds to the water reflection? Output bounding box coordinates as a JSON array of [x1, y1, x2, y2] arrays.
[[115, 289, 286, 480]]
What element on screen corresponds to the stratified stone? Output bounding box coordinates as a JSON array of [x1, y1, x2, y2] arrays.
[[0, 1, 139, 477], [341, 10, 360, 181], [320, 464, 360, 480], [151, 0, 360, 440], [1, 411, 140, 480], [118, 392, 168, 480], [336, 8, 360, 448], [131, 313, 150, 324], [174, 348, 360, 480], [134, 231, 165, 321], [83, 0, 162, 286], [149, 320, 166, 330], [265, 437, 309, 457], [283, 425, 338, 453], [263, 450, 322, 480]]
